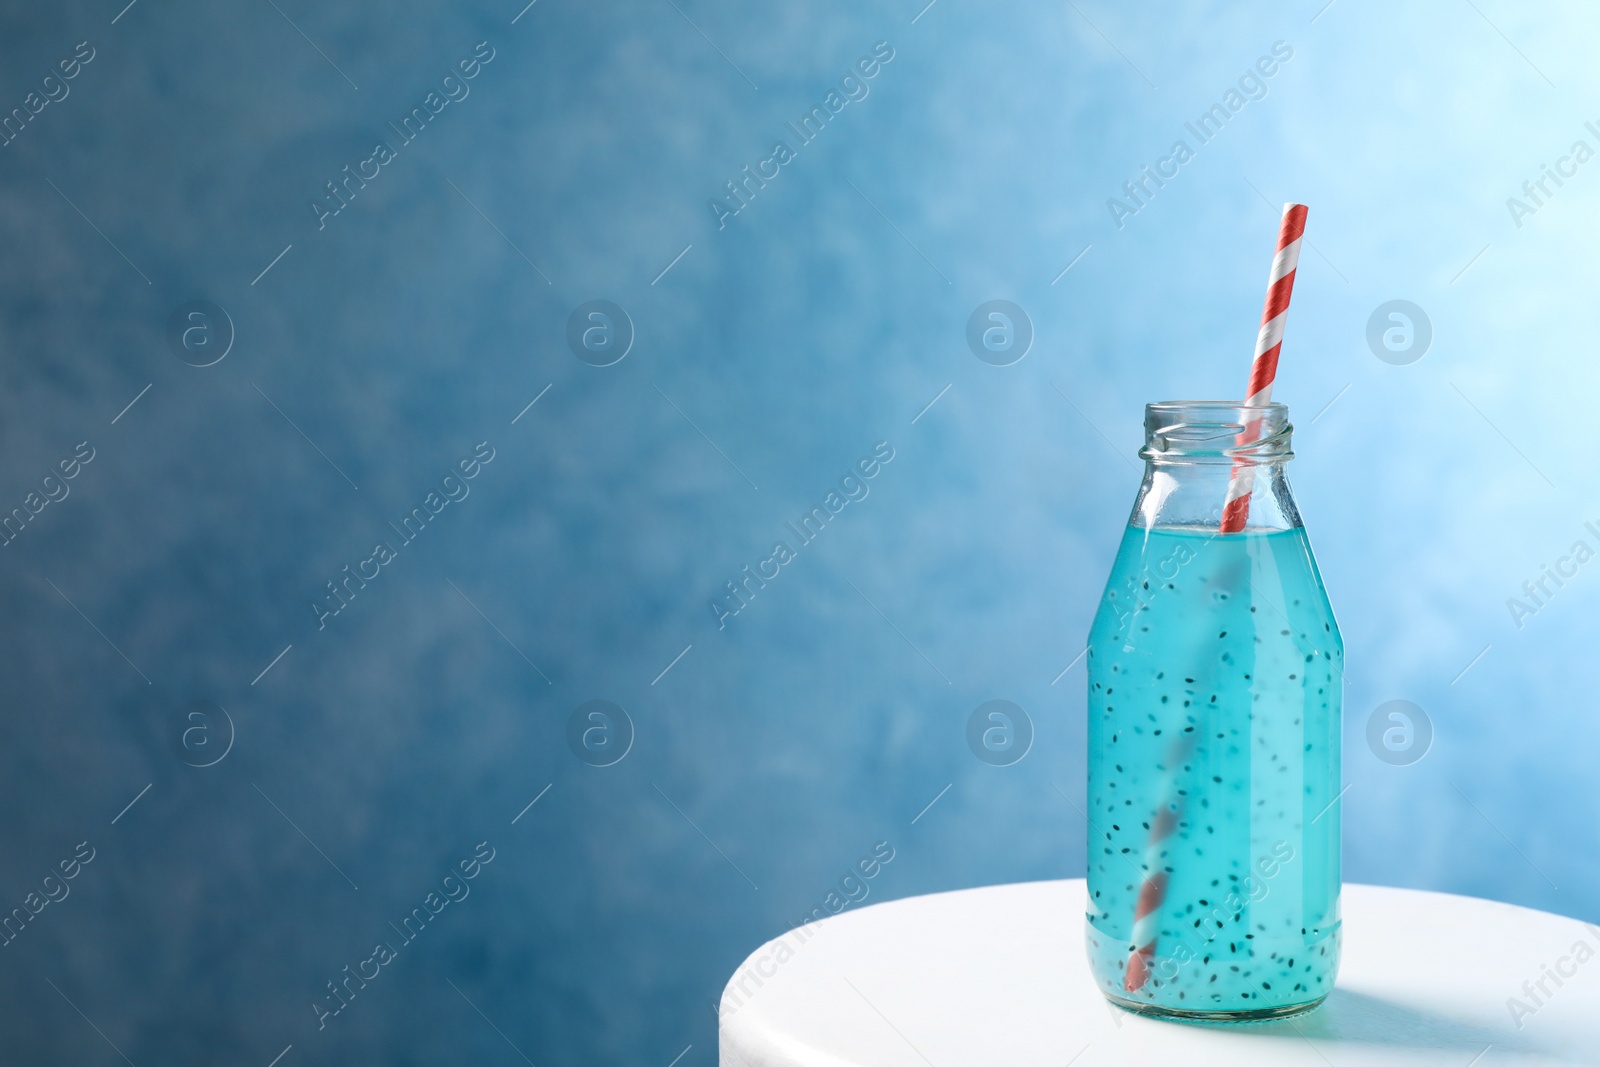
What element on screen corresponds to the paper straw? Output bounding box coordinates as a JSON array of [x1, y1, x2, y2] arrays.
[[1122, 205, 1309, 994], [1219, 203, 1308, 535], [1123, 734, 1196, 992]]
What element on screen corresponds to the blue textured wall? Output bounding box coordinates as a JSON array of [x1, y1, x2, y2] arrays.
[[1, 0, 1594, 1062]]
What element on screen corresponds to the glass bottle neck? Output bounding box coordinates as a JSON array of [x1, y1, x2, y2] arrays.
[[1130, 460, 1302, 532], [1131, 400, 1303, 533]]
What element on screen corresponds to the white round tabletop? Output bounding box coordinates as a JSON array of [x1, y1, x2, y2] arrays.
[[718, 880, 1600, 1067]]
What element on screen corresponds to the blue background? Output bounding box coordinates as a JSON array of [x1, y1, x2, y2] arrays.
[[1, 0, 1595, 1062]]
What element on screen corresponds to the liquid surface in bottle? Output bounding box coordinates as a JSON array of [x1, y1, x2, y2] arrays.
[[1085, 524, 1342, 1015]]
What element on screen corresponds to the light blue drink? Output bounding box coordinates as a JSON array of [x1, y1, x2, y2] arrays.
[[1085, 402, 1342, 1021]]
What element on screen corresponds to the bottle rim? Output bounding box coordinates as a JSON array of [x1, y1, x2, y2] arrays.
[[1141, 400, 1292, 464]]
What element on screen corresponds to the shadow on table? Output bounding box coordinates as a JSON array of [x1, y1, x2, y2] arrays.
[[1238, 989, 1535, 1055]]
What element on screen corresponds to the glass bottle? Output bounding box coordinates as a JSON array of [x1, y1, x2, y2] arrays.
[[1084, 401, 1342, 1021]]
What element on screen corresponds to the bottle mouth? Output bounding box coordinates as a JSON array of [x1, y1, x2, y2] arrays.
[[1141, 400, 1292, 464]]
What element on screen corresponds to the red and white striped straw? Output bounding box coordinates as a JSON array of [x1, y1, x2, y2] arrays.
[[1123, 736, 1194, 992], [1219, 203, 1308, 535], [1122, 205, 1309, 995]]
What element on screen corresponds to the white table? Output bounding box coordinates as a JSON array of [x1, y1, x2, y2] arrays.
[[718, 880, 1600, 1066]]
